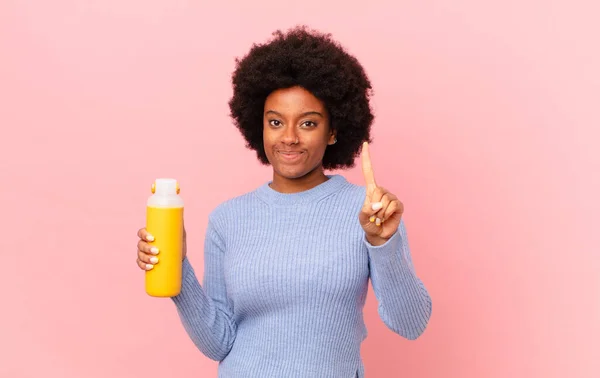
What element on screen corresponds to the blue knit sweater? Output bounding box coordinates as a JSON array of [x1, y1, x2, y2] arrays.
[[172, 175, 432, 377]]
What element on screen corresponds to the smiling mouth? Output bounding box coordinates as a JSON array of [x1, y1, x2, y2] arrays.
[[277, 151, 304, 162]]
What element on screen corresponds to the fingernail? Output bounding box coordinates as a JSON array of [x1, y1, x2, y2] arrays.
[[371, 202, 383, 211], [146, 234, 154, 242], [376, 218, 382, 226], [150, 247, 159, 255], [370, 215, 375, 223], [145, 264, 154, 270], [150, 257, 159, 264]]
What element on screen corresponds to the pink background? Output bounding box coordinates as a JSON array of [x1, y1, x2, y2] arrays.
[[1, 1, 598, 377]]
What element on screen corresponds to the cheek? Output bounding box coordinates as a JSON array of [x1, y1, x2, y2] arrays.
[[307, 140, 328, 158], [262, 128, 275, 154]]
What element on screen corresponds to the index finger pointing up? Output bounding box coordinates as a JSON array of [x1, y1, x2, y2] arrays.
[[361, 141, 377, 188]]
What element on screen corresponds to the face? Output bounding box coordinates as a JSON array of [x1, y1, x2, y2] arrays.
[[263, 86, 336, 182]]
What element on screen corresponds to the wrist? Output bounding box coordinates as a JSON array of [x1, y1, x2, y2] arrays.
[[366, 234, 389, 246]]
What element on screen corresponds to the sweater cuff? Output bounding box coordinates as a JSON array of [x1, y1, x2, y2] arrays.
[[363, 229, 414, 275]]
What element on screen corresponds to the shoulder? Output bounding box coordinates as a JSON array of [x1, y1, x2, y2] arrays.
[[341, 179, 367, 198], [309, 175, 367, 217], [336, 176, 367, 205], [202, 190, 259, 241], [208, 190, 259, 222]]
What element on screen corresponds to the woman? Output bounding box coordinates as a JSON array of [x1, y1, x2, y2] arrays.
[[136, 26, 432, 377]]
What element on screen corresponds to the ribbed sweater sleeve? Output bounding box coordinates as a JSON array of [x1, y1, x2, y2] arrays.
[[364, 219, 432, 340], [171, 216, 237, 361]]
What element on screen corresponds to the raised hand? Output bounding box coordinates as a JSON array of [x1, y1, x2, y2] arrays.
[[358, 142, 404, 246]]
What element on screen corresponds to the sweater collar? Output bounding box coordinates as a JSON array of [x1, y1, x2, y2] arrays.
[[256, 174, 347, 206]]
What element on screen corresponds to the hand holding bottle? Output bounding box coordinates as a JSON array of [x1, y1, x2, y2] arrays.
[[136, 224, 187, 271]]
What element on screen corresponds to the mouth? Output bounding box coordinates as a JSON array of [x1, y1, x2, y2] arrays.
[[276, 150, 304, 163]]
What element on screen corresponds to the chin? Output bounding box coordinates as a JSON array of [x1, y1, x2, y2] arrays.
[[275, 167, 309, 179], [273, 162, 323, 180]]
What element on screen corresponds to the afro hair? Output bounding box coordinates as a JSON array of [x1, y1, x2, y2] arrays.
[[228, 25, 375, 170]]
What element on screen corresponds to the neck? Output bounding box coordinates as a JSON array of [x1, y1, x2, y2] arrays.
[[269, 166, 329, 193]]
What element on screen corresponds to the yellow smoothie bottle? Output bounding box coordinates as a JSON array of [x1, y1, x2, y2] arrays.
[[145, 178, 184, 297]]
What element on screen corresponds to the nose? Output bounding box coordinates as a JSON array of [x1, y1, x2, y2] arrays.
[[281, 126, 298, 145]]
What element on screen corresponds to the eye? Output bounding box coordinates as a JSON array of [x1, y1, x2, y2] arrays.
[[269, 120, 282, 127], [301, 121, 317, 128]]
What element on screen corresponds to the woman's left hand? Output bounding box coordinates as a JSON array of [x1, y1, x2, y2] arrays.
[[358, 142, 404, 246]]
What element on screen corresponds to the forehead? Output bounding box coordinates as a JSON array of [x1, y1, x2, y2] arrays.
[[264, 86, 325, 114]]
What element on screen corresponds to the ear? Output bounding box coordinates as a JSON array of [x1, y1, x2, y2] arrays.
[[328, 129, 337, 145]]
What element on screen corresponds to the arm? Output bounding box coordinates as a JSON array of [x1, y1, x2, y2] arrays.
[[364, 219, 432, 340], [171, 217, 237, 361]]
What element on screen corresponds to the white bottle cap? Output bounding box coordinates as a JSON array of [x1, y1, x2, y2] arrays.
[[153, 178, 179, 195]]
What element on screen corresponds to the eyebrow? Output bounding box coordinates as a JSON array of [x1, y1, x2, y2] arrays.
[[265, 110, 324, 118]]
